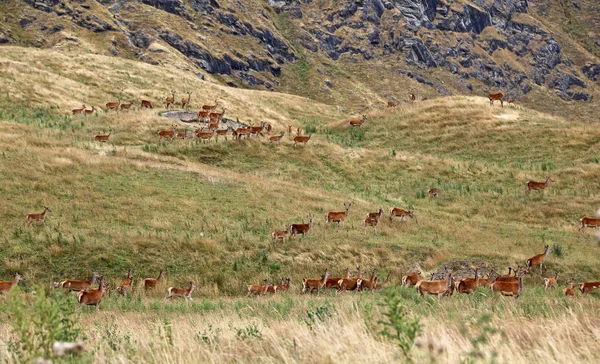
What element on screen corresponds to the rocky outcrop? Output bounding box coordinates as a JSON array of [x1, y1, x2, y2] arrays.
[[140, 0, 186, 17], [582, 64, 600, 82]]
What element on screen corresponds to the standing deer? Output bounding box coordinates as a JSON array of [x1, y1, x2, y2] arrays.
[[401, 270, 422, 287], [0, 273, 23, 294], [201, 99, 220, 112], [72, 105, 86, 115], [141, 99, 153, 109], [116, 270, 133, 296], [325, 202, 352, 228], [544, 272, 559, 291], [77, 277, 110, 309], [165, 281, 196, 301], [95, 128, 113, 142], [491, 276, 523, 301], [142, 271, 165, 291], [579, 281, 600, 295], [289, 215, 314, 239], [84, 106, 97, 115], [488, 92, 504, 107], [366, 208, 384, 222], [416, 268, 454, 302], [349, 115, 367, 127], [456, 268, 480, 294], [158, 125, 177, 141], [563, 279, 576, 297], [389, 208, 414, 223], [60, 271, 101, 292], [271, 225, 290, 247], [293, 133, 312, 148], [302, 269, 331, 295], [247, 279, 271, 296], [579, 216, 600, 232], [358, 269, 378, 292], [337, 267, 365, 293], [25, 206, 51, 227], [165, 90, 176, 109], [105, 99, 120, 112], [326, 267, 352, 289], [269, 132, 285, 143], [427, 188, 438, 198], [526, 245, 551, 274], [363, 217, 379, 234], [181, 91, 192, 110], [526, 176, 553, 193]]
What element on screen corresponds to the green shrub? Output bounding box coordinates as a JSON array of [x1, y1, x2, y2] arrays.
[[377, 287, 421, 360]]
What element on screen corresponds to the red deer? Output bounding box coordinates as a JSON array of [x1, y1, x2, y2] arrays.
[[165, 90, 176, 109], [544, 272, 559, 291], [427, 188, 438, 198], [77, 278, 109, 309], [84, 106, 97, 115], [491, 276, 523, 300], [198, 111, 210, 123], [289, 215, 314, 239], [337, 267, 365, 293], [232, 126, 251, 141], [456, 268, 480, 294], [94, 128, 113, 142], [579, 216, 600, 232], [176, 129, 188, 140], [72, 105, 86, 115], [363, 217, 379, 234], [142, 271, 165, 291], [358, 269, 378, 292], [247, 279, 271, 296], [387, 100, 398, 108], [526, 176, 552, 193], [215, 128, 229, 141], [296, 127, 302, 136], [209, 108, 226, 123], [302, 269, 331, 295], [271, 226, 290, 246], [507, 97, 517, 108], [579, 281, 600, 295], [105, 99, 120, 112], [141, 100, 153, 109], [287, 125, 293, 137], [325, 202, 352, 228], [526, 245, 551, 274], [269, 132, 285, 143], [409, 94, 416, 102], [416, 268, 454, 302], [0, 273, 23, 294], [60, 271, 101, 292], [181, 91, 192, 110], [494, 267, 519, 282], [116, 270, 133, 296], [278, 278, 291, 292], [158, 125, 177, 141], [401, 270, 422, 287], [165, 281, 196, 301], [389, 208, 414, 223], [367, 208, 384, 221], [195, 129, 215, 143], [120, 100, 135, 111], [563, 279, 576, 297], [349, 115, 367, 127], [488, 92, 504, 107], [201, 99, 220, 112], [263, 122, 272, 134], [249, 122, 266, 138], [267, 279, 281, 294], [293, 133, 312, 148], [25, 206, 51, 227], [326, 267, 352, 289]]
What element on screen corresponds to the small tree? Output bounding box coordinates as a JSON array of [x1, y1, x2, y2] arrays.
[[377, 287, 422, 360]]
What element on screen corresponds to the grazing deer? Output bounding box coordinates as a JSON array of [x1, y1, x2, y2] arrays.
[[165, 281, 196, 301], [544, 272, 559, 291], [401, 270, 422, 287], [358, 269, 378, 292], [337, 267, 365, 293], [0, 273, 23, 294], [25, 206, 52, 227], [325, 202, 352, 228], [526, 176, 552, 193], [181, 91, 192, 110], [116, 270, 133, 296], [94, 128, 113, 142], [389, 208, 414, 223], [363, 217, 378, 234], [488, 92, 504, 107], [105, 99, 120, 112], [165, 90, 176, 109], [72, 105, 86, 115], [269, 132, 285, 143], [247, 279, 271, 296], [563, 279, 576, 297], [409, 93, 416, 102], [201, 99, 220, 112], [526, 245, 551, 274], [387, 100, 398, 108], [271, 226, 290, 247], [326, 267, 352, 289], [293, 133, 312, 148], [77, 278, 109, 309], [195, 129, 215, 143], [579, 216, 600, 232], [491, 276, 523, 300], [416, 268, 454, 302], [142, 271, 165, 291], [579, 281, 600, 295], [349, 115, 367, 127], [141, 99, 153, 109], [84, 106, 97, 115], [427, 188, 438, 198], [456, 268, 480, 294], [158, 125, 177, 141], [367, 208, 384, 221], [289, 215, 314, 239], [302, 269, 331, 295], [60, 271, 101, 292]]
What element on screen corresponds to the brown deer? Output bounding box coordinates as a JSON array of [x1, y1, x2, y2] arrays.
[[72, 105, 86, 115], [158, 125, 177, 141], [326, 267, 352, 289], [387, 100, 398, 107], [363, 217, 379, 234], [349, 115, 367, 127], [358, 269, 378, 292], [105, 99, 120, 112], [77, 278, 109, 309], [250, 122, 266, 138], [215, 128, 229, 141], [507, 97, 517, 108], [389, 208, 414, 223], [0, 273, 23, 294], [544, 272, 559, 291], [488, 92, 504, 107], [94, 128, 113, 142], [195, 129, 215, 143], [401, 270, 422, 287], [197, 110, 210, 123], [491, 276, 523, 300], [141, 100, 153, 109], [267, 279, 281, 294], [165, 281, 196, 301], [25, 206, 51, 227], [416, 268, 454, 302], [302, 269, 331, 295], [287, 125, 293, 137], [366, 208, 384, 222], [325, 202, 352, 228], [120, 100, 135, 111], [116, 270, 133, 296], [165, 90, 176, 109], [176, 129, 188, 140], [201, 99, 220, 112], [563, 279, 576, 297], [271, 226, 290, 247], [526, 245, 551, 274], [293, 133, 312, 148], [181, 91, 192, 110], [427, 188, 438, 198], [232, 126, 251, 141], [269, 132, 285, 143], [84, 106, 97, 115], [289, 215, 314, 239], [247, 279, 271, 296], [579, 216, 600, 232], [263, 122, 272, 134], [337, 267, 365, 293], [60, 271, 101, 292], [494, 267, 518, 282], [579, 281, 600, 295], [456, 268, 480, 294], [409, 93, 416, 102], [142, 271, 165, 291], [526, 176, 552, 193]]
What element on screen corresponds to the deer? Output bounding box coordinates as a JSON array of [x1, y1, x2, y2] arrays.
[[141, 99, 153, 109], [197, 110, 211, 123], [416, 268, 454, 302], [289, 215, 314, 239], [165, 90, 176, 109], [158, 125, 177, 141], [387, 100, 398, 108], [0, 273, 23, 294], [302, 269, 330, 295], [363, 217, 379, 234], [456, 268, 480, 294], [181, 91, 192, 110], [247, 280, 271, 296], [490, 275, 523, 301], [84, 106, 97, 115], [249, 122, 266, 138], [267, 280, 280, 294], [365, 208, 383, 222], [94, 128, 113, 142], [279, 278, 291, 292], [210, 108, 226, 123], [526, 245, 551, 274], [293, 133, 312, 148], [349, 115, 367, 127], [60, 271, 101, 292], [526, 176, 553, 193], [358, 269, 378, 292], [25, 206, 51, 227], [544, 272, 559, 291], [409, 93, 416, 102], [427, 188, 438, 198], [233, 126, 251, 141], [77, 278, 109, 309], [116, 269, 133, 296], [326, 267, 352, 289], [165, 281, 196, 301], [195, 129, 215, 143], [269, 132, 285, 143], [105, 99, 120, 112], [325, 202, 352, 228], [579, 281, 600, 295], [201, 99, 220, 112], [488, 92, 504, 107], [563, 279, 576, 297], [507, 97, 517, 108], [401, 270, 422, 287], [287, 125, 293, 137], [494, 267, 518, 282], [214, 128, 229, 141], [142, 271, 165, 291], [375, 274, 392, 290], [389, 208, 414, 223], [72, 105, 86, 115], [176, 129, 188, 140], [579, 216, 600, 232], [271, 226, 290, 247], [296, 127, 302, 136], [263, 122, 272, 134], [337, 267, 365, 293]]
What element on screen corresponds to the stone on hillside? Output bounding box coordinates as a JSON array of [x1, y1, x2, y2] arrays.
[[582, 64, 600, 81]]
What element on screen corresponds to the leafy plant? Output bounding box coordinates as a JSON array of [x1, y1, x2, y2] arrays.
[[235, 324, 262, 341], [377, 287, 421, 360], [302, 304, 334, 330], [460, 314, 501, 363]]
